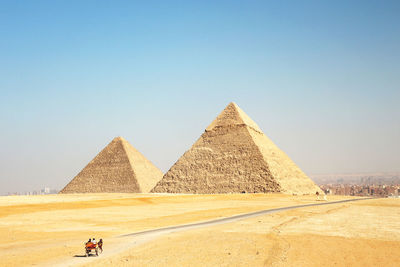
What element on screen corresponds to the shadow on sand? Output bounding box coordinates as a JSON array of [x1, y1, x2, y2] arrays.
[[74, 254, 97, 257]]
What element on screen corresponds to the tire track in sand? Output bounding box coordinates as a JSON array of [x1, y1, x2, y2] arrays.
[[263, 204, 349, 266]]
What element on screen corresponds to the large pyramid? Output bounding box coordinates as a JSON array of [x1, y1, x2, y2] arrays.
[[151, 102, 322, 195], [60, 137, 163, 193]]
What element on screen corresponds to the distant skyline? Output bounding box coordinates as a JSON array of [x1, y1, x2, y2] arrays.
[[1, 1, 399, 195]]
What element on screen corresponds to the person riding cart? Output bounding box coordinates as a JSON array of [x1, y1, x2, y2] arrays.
[[85, 239, 98, 257]]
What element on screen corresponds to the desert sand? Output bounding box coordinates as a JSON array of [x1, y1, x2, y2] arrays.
[[1, 194, 399, 266]]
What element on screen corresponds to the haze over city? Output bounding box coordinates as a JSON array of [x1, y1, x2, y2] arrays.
[[1, 1, 399, 195]]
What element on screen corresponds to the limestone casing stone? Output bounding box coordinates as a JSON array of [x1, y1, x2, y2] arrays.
[[151, 102, 322, 195]]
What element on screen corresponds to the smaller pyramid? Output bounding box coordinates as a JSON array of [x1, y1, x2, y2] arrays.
[[60, 137, 163, 193]]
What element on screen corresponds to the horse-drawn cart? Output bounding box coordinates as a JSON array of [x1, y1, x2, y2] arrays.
[[85, 242, 98, 257]]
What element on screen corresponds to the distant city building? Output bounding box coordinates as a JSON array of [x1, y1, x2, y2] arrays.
[[6, 187, 59, 196], [320, 184, 399, 198]]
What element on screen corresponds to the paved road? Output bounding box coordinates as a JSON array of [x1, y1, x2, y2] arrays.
[[120, 197, 372, 238]]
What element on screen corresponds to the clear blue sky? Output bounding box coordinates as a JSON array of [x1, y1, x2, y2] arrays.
[[1, 1, 399, 194]]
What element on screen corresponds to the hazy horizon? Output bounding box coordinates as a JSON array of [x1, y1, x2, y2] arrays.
[[1, 1, 399, 195]]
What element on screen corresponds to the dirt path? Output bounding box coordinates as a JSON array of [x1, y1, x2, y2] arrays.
[[46, 198, 371, 267], [121, 198, 370, 238]]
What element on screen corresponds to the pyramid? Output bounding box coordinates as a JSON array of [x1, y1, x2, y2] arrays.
[[151, 102, 322, 195], [60, 137, 163, 193]]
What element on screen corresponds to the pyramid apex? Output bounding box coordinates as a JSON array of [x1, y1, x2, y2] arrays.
[[226, 101, 239, 109], [205, 102, 262, 133], [113, 136, 126, 142]]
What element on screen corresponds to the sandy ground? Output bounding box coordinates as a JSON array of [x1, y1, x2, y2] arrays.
[[87, 198, 399, 267], [1, 194, 398, 266]]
